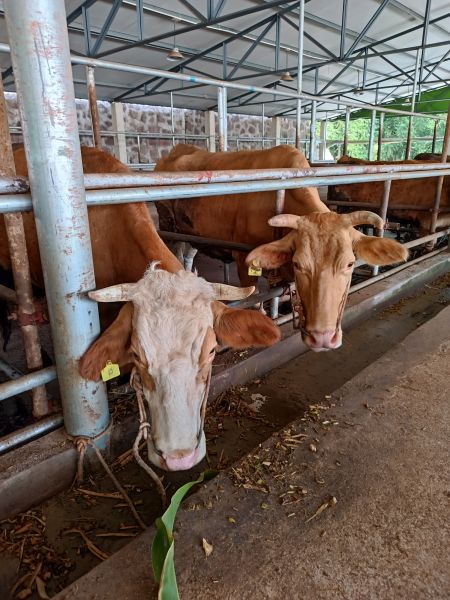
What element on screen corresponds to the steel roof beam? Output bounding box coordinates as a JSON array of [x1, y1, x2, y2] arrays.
[[178, 0, 207, 23], [344, 0, 392, 58], [91, 0, 122, 56], [340, 0, 348, 59], [95, 0, 300, 59], [227, 17, 276, 79]]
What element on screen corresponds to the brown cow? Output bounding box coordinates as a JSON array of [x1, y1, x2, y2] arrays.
[[328, 155, 450, 232], [1, 146, 280, 471], [155, 145, 407, 351]]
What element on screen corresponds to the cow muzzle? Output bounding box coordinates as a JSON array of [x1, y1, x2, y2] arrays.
[[304, 328, 342, 351], [152, 431, 206, 471]]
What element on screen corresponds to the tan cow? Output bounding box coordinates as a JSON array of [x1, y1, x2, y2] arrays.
[[2, 146, 280, 471], [328, 155, 450, 233], [155, 145, 408, 351]]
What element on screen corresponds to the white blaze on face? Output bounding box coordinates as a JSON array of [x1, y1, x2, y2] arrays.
[[129, 267, 217, 471]]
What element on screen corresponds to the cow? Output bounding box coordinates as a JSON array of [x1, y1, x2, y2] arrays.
[[328, 155, 450, 233], [2, 146, 280, 471], [155, 144, 407, 352]]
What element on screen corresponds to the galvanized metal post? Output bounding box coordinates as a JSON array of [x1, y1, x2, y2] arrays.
[[261, 103, 265, 149], [206, 110, 216, 152], [372, 179, 391, 277], [217, 86, 228, 151], [111, 102, 127, 163], [86, 66, 101, 148], [429, 103, 450, 248], [343, 107, 350, 156], [295, 0, 305, 150], [368, 109, 376, 160], [309, 101, 317, 163], [0, 76, 48, 418], [405, 50, 420, 160], [269, 187, 286, 319], [377, 112, 384, 160], [170, 91, 175, 147], [5, 0, 109, 438]]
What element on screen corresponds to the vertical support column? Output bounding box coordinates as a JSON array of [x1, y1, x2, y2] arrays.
[[261, 103, 265, 149], [309, 101, 317, 163], [5, 0, 109, 438], [372, 179, 391, 277], [343, 107, 350, 156], [86, 66, 101, 148], [429, 103, 450, 247], [377, 112, 384, 160], [431, 120, 438, 154], [295, 0, 305, 150], [217, 86, 228, 152], [270, 116, 281, 147], [111, 101, 128, 164], [405, 50, 420, 159], [170, 92, 175, 147], [206, 110, 216, 152], [0, 77, 48, 418], [368, 109, 376, 160], [319, 119, 327, 160]]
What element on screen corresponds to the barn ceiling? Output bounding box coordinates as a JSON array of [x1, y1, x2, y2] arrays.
[[0, 0, 449, 118]]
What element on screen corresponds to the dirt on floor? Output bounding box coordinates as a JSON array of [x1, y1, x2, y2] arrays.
[[0, 271, 449, 599]]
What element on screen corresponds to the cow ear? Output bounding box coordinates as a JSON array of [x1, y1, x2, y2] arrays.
[[79, 303, 133, 381], [246, 231, 296, 270], [212, 302, 280, 349], [354, 235, 408, 266]]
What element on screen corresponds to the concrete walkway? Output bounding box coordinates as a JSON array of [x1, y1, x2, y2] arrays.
[[56, 305, 450, 600]]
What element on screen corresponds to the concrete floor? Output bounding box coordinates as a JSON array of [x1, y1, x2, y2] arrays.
[[55, 303, 450, 600]]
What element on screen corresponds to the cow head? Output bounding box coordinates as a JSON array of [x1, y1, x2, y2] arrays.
[[79, 264, 280, 471], [246, 211, 408, 352]]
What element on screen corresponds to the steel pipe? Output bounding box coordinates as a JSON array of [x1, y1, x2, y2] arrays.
[[368, 109, 376, 160], [86, 66, 102, 148], [295, 0, 305, 150], [5, 0, 109, 438], [2, 166, 450, 214], [159, 231, 252, 252], [377, 112, 384, 161], [372, 179, 391, 277], [3, 161, 450, 197], [0, 366, 57, 402], [217, 87, 228, 152], [0, 414, 64, 455], [0, 75, 48, 418]]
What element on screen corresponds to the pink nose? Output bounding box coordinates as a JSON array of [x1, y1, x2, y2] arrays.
[[306, 330, 340, 350], [163, 449, 198, 471]]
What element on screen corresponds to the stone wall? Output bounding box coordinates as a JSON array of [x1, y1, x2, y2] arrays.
[[4, 91, 306, 165]]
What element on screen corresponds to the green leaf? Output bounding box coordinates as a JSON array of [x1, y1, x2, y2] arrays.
[[158, 543, 178, 600], [152, 469, 217, 594]]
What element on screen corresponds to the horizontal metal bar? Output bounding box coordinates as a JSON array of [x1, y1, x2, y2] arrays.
[[0, 366, 57, 402], [3, 166, 450, 213], [3, 161, 450, 197], [0, 414, 64, 455], [324, 200, 450, 212], [159, 230, 253, 252], [0, 42, 441, 121]]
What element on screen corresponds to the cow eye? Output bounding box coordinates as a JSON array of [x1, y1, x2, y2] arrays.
[[293, 260, 301, 270], [347, 261, 355, 269]]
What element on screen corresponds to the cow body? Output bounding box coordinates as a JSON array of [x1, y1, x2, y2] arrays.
[[328, 155, 450, 232], [155, 144, 329, 284], [0, 146, 181, 293]]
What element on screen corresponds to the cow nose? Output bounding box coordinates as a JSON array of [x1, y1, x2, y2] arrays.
[[306, 329, 341, 351], [163, 449, 198, 471]]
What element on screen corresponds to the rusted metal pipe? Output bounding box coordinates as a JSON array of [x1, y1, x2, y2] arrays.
[[0, 76, 48, 418], [431, 121, 438, 154], [86, 66, 102, 148]]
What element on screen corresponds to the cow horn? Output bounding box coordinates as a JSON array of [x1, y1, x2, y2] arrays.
[[88, 283, 138, 303], [268, 214, 300, 229], [342, 210, 384, 229], [211, 283, 255, 301]]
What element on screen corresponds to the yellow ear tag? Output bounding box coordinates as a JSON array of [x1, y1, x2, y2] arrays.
[[248, 261, 262, 277], [101, 360, 120, 382]]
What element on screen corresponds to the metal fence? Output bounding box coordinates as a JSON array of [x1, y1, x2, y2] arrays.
[[0, 0, 449, 456]]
